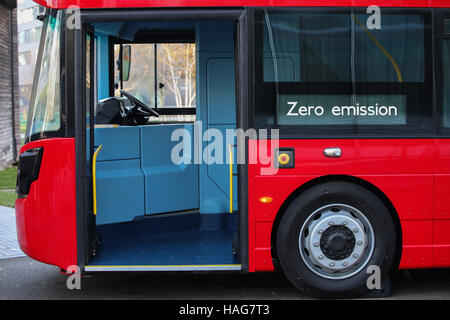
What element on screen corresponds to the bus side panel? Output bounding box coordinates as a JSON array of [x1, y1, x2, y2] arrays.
[[15, 138, 77, 270], [248, 139, 438, 272]]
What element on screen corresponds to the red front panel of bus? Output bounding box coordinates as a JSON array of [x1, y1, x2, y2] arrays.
[[15, 138, 77, 270], [248, 139, 450, 272]]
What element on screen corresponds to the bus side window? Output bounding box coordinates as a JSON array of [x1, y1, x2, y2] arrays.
[[255, 9, 433, 136], [441, 19, 450, 129]]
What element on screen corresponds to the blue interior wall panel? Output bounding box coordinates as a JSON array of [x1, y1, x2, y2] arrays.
[[93, 21, 195, 41], [96, 36, 110, 100], [94, 127, 141, 161], [120, 21, 195, 40], [141, 124, 199, 215], [204, 125, 238, 207], [196, 21, 235, 52], [207, 58, 236, 124], [95, 159, 145, 225], [196, 21, 238, 214], [92, 21, 238, 220], [93, 124, 199, 223], [93, 127, 145, 225], [92, 22, 124, 37]]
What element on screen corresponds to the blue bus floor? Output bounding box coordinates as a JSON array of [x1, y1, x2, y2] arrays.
[[89, 213, 239, 266]]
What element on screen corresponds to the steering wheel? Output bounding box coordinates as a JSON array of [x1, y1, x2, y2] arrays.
[[120, 90, 159, 118]]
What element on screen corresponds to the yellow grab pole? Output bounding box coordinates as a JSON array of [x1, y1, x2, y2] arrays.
[[92, 145, 103, 216], [229, 144, 233, 214]]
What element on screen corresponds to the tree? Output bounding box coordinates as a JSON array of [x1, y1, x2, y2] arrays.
[[158, 43, 196, 109]]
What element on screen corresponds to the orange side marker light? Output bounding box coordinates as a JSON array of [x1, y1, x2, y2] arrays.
[[259, 197, 274, 204]]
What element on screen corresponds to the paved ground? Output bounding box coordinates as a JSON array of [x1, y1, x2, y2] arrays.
[[0, 206, 25, 259], [1, 256, 450, 299]]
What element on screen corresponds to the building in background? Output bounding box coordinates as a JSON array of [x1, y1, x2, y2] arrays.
[[0, 0, 19, 170], [17, 0, 43, 139]]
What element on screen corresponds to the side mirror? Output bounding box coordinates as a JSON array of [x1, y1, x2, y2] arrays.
[[122, 45, 131, 82]]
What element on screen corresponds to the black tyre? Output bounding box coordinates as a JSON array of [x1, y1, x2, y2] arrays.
[[276, 181, 397, 298]]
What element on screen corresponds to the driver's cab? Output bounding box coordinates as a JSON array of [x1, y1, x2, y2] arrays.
[[84, 20, 239, 271]]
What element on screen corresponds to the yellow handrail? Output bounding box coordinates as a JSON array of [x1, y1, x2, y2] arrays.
[[228, 144, 233, 214], [92, 145, 103, 216]]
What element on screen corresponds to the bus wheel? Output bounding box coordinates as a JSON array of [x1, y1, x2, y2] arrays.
[[276, 181, 396, 298]]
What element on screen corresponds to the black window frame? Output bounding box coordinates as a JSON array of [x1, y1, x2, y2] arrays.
[[108, 32, 197, 116], [83, 25, 98, 263], [253, 7, 435, 138]]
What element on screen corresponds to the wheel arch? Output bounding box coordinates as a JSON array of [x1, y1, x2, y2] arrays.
[[270, 175, 402, 272]]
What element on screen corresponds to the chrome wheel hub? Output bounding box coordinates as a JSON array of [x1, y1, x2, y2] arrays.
[[299, 204, 375, 280]]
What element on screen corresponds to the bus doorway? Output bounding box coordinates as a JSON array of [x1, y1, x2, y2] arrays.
[[83, 18, 241, 271]]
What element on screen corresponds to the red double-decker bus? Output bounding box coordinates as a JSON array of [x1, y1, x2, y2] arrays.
[[15, 0, 450, 298]]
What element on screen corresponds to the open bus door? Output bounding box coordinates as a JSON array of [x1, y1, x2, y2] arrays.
[[79, 11, 249, 271]]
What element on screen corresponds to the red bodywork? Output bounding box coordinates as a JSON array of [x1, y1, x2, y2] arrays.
[[22, 0, 450, 273], [248, 139, 450, 272], [15, 139, 77, 270], [18, 137, 450, 272], [33, 0, 450, 9]]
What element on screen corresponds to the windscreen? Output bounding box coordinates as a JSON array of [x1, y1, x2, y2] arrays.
[[25, 10, 64, 142]]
